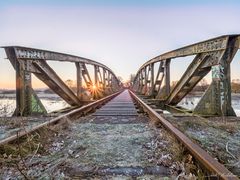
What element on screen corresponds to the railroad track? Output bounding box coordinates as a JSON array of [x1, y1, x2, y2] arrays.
[[129, 90, 239, 180], [0, 90, 239, 179], [0, 91, 122, 145]]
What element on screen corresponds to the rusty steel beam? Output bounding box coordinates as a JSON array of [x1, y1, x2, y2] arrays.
[[135, 35, 240, 78], [132, 34, 240, 117], [107, 71, 112, 89], [164, 59, 171, 96], [32, 60, 81, 106], [94, 65, 104, 88], [81, 63, 93, 88], [194, 36, 239, 116], [153, 62, 164, 98], [10, 47, 113, 72], [76, 62, 83, 99], [94, 65, 99, 87], [103, 68, 107, 89], [4, 48, 47, 116], [140, 35, 231, 69], [238, 36, 240, 48], [3, 46, 121, 116], [166, 54, 212, 105], [2, 46, 120, 85], [139, 70, 143, 93], [155, 60, 170, 99], [150, 63, 154, 96]]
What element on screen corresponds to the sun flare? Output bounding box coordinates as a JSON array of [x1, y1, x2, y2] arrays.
[[92, 85, 97, 90]]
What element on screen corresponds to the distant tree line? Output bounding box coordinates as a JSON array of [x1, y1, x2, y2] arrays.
[[171, 78, 240, 93], [232, 79, 240, 93]]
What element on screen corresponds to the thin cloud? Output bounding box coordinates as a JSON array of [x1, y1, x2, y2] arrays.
[[0, 4, 239, 88]]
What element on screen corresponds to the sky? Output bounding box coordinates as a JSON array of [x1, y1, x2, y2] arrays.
[[0, 0, 240, 89]]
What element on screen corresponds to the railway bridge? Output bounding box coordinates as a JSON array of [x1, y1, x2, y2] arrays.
[[2, 34, 240, 117], [1, 35, 240, 179]]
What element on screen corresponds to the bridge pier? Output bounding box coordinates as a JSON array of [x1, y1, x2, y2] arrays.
[[193, 64, 235, 116], [16, 62, 32, 116], [194, 37, 239, 116], [5, 48, 47, 116]]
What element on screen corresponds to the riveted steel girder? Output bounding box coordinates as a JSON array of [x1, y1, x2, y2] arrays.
[[132, 34, 240, 116], [166, 54, 212, 105], [193, 36, 240, 116], [3, 46, 121, 116], [4, 48, 47, 116]]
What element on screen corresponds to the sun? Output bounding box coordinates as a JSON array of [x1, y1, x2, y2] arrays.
[[92, 85, 97, 90]]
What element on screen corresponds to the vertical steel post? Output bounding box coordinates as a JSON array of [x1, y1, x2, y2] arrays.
[[108, 71, 112, 92], [139, 70, 143, 93], [165, 59, 171, 96], [150, 63, 154, 96], [4, 48, 33, 116], [103, 68, 106, 89], [194, 37, 239, 116], [15, 61, 32, 116], [144, 66, 147, 94], [94, 65, 98, 87], [76, 62, 82, 99]]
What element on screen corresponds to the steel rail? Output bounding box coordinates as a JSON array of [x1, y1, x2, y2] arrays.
[[129, 90, 239, 180], [0, 90, 122, 146]]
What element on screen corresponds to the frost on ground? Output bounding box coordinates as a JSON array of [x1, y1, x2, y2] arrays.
[[165, 114, 240, 176], [0, 116, 200, 179], [0, 117, 51, 141]]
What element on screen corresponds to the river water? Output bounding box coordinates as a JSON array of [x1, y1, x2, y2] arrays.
[[0, 93, 69, 117], [1, 93, 240, 117], [178, 93, 240, 116]]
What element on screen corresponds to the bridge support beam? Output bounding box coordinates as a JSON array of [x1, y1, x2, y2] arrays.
[[137, 70, 142, 94], [103, 68, 107, 92], [16, 64, 32, 115], [141, 66, 147, 94], [4, 48, 46, 116], [93, 65, 104, 99], [153, 62, 164, 98], [76, 62, 83, 99], [156, 59, 171, 99], [194, 37, 239, 116], [3, 46, 121, 116], [166, 54, 211, 105], [164, 59, 171, 97], [150, 63, 154, 96], [193, 64, 235, 116], [33, 60, 81, 106], [132, 34, 240, 117]]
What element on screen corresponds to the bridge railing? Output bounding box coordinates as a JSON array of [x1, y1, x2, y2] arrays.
[[132, 35, 240, 116], [2, 46, 121, 116]]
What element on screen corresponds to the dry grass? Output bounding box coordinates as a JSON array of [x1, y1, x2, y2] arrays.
[[0, 126, 55, 164], [169, 115, 240, 134], [210, 121, 239, 134], [0, 125, 59, 179], [151, 120, 205, 178], [165, 115, 240, 176]]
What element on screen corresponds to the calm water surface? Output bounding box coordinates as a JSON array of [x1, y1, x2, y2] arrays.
[[0, 93, 69, 116], [1, 93, 240, 116]]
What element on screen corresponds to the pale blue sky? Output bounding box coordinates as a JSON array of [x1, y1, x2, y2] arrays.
[[0, 0, 240, 88]]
